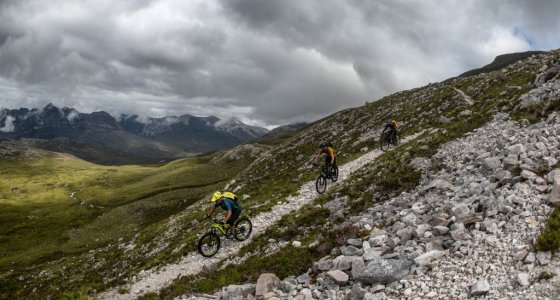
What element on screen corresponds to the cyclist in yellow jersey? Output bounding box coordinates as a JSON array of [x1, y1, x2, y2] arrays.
[[206, 191, 243, 232]]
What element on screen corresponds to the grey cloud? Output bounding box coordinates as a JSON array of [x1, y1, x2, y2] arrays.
[[0, 115, 15, 132], [0, 0, 559, 127]]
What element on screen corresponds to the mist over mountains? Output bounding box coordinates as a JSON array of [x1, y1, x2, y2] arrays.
[[0, 103, 268, 164]]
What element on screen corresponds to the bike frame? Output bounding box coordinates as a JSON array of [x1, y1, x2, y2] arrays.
[[211, 223, 227, 236], [322, 164, 332, 178]]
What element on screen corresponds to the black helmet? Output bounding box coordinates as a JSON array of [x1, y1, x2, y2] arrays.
[[319, 142, 325, 148]]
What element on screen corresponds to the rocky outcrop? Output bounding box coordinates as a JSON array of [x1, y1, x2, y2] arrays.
[[517, 64, 560, 111], [548, 169, 560, 206], [255, 273, 281, 296], [356, 258, 412, 285], [221, 284, 256, 300], [214, 112, 560, 299]]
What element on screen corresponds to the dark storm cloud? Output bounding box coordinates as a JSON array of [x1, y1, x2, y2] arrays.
[[0, 0, 559, 127]]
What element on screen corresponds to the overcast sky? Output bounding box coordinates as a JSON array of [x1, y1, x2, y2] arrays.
[[0, 0, 559, 128]]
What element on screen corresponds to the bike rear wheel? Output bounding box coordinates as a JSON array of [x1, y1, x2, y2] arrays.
[[234, 218, 253, 241], [330, 166, 339, 182], [393, 133, 400, 146], [316, 175, 327, 194], [198, 232, 221, 257]]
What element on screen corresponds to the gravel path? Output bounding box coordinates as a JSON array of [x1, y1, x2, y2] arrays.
[[453, 88, 475, 105], [98, 132, 423, 299]]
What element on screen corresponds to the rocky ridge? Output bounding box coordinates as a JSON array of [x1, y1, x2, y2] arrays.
[[210, 113, 560, 299]]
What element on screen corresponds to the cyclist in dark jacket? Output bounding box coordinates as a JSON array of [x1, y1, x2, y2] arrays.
[[382, 119, 399, 143]]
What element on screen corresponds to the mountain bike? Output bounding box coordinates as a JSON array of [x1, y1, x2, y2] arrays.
[[315, 163, 339, 194], [197, 217, 253, 257], [380, 131, 400, 152]]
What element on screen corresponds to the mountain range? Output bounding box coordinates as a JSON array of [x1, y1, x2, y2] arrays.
[[0, 104, 268, 164]]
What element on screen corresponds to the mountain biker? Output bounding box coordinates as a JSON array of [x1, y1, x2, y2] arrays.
[[206, 191, 243, 233], [314, 142, 336, 171], [382, 119, 399, 143]]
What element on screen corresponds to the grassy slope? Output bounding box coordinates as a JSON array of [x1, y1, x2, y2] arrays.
[[153, 50, 560, 298], [0, 145, 263, 298]]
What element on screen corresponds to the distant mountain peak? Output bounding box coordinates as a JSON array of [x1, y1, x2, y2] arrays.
[[42, 103, 61, 113], [120, 113, 268, 142], [216, 117, 243, 127], [459, 50, 545, 78], [44, 102, 57, 109]]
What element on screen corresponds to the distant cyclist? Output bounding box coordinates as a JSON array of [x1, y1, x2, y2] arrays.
[[206, 191, 243, 233], [382, 119, 399, 143], [314, 142, 336, 170]]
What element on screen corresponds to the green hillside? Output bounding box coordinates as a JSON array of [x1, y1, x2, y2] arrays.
[[1, 49, 559, 299], [0, 144, 267, 298]]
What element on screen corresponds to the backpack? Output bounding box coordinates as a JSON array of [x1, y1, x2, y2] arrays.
[[223, 191, 239, 202], [327, 142, 336, 156]]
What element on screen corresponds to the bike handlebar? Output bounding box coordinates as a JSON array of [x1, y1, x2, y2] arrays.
[[203, 215, 223, 223]]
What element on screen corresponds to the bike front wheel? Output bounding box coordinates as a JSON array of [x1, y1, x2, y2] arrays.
[[316, 175, 327, 194], [234, 218, 253, 241], [198, 232, 221, 257]]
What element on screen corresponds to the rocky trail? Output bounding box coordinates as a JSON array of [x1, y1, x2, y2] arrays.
[[99, 133, 423, 299], [213, 113, 560, 300], [453, 88, 475, 106]]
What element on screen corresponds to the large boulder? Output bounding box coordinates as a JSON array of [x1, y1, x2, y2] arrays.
[[470, 279, 490, 296], [484, 157, 502, 170], [450, 204, 470, 219], [548, 169, 560, 206], [506, 144, 525, 156], [536, 251, 552, 265], [326, 270, 349, 285], [414, 250, 445, 266], [449, 222, 465, 241], [255, 273, 280, 296], [347, 283, 366, 300], [351, 257, 365, 279], [355, 257, 413, 285], [333, 255, 354, 270], [317, 259, 334, 271], [222, 284, 256, 300], [517, 273, 530, 287]]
